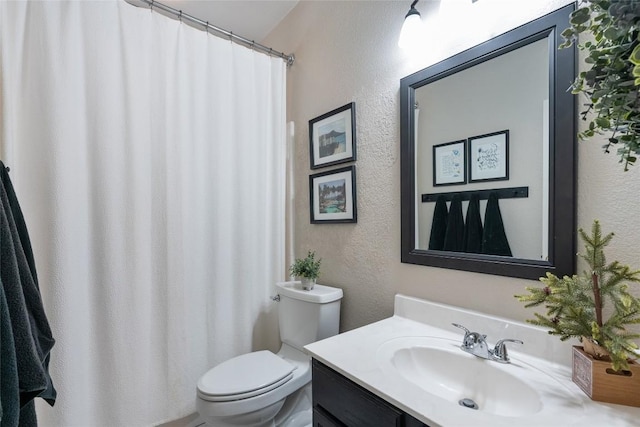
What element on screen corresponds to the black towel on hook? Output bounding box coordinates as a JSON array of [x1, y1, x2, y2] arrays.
[[0, 195, 48, 415], [1, 163, 39, 288], [428, 195, 449, 250], [0, 277, 20, 426], [463, 193, 483, 253], [481, 192, 512, 256], [0, 161, 56, 425], [443, 194, 464, 251]]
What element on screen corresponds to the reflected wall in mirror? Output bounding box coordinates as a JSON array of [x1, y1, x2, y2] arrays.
[[416, 38, 548, 259], [400, 4, 576, 280]]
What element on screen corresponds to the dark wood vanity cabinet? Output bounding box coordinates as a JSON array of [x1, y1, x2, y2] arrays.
[[312, 359, 429, 427]]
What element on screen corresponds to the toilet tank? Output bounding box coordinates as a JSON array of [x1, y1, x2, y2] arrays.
[[275, 281, 343, 351]]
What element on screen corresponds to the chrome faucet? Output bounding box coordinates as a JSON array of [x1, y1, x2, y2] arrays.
[[492, 338, 524, 363], [452, 323, 523, 363], [452, 323, 490, 358]]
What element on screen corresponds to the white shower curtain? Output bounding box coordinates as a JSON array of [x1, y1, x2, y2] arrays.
[[0, 1, 287, 425]]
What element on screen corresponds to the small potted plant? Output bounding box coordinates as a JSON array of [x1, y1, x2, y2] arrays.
[[289, 251, 321, 291], [515, 220, 640, 406]]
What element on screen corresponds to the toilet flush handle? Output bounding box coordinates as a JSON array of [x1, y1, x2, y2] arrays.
[[270, 294, 280, 302]]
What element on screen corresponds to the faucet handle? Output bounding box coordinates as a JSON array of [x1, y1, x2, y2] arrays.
[[492, 339, 524, 363], [452, 323, 487, 353], [451, 323, 471, 335]]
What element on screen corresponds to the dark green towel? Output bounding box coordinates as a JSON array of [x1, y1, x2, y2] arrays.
[[0, 163, 56, 420], [1, 163, 39, 289], [443, 195, 464, 251], [428, 195, 449, 250], [463, 193, 483, 253], [0, 198, 47, 412], [481, 192, 512, 256], [1, 278, 19, 427]]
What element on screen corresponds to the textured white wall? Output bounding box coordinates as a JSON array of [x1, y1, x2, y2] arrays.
[[264, 0, 640, 332]]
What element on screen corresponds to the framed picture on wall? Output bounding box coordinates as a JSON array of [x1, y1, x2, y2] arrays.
[[309, 102, 356, 169], [309, 165, 357, 224], [432, 140, 466, 186], [468, 130, 509, 182]]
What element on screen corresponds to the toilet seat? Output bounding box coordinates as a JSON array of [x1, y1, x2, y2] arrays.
[[197, 350, 295, 402]]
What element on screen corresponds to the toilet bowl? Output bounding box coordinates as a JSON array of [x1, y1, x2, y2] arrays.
[[196, 282, 343, 427], [196, 345, 310, 426]]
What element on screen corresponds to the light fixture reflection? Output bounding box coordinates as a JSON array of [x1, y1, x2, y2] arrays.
[[398, 0, 424, 50]]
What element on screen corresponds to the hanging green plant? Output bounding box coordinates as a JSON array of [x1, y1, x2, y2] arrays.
[[515, 220, 640, 371], [560, 1, 640, 170]]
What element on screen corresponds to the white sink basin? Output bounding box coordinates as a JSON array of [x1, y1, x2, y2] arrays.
[[377, 336, 584, 420]]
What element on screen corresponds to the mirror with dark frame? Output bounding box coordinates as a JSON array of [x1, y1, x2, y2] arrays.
[[400, 4, 576, 280]]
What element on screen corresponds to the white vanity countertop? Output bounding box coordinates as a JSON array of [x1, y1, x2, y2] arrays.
[[304, 295, 640, 427]]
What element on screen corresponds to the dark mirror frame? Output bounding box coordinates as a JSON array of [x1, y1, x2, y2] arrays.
[[400, 4, 576, 280]]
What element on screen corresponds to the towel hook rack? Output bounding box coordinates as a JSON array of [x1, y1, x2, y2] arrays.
[[422, 186, 529, 203]]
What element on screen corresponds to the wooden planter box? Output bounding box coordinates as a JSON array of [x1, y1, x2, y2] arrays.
[[572, 346, 640, 407]]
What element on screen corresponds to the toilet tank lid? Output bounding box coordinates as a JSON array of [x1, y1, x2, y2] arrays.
[[275, 281, 343, 303]]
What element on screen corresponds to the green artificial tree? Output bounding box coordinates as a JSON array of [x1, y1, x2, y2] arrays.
[[516, 220, 640, 371]]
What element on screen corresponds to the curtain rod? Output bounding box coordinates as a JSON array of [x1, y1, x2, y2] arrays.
[[134, 0, 295, 66]]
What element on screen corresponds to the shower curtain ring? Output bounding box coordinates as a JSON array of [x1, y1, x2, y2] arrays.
[[178, 10, 183, 22], [205, 21, 209, 34], [149, 0, 154, 12]]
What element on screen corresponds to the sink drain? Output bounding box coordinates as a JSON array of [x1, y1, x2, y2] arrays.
[[458, 398, 479, 410]]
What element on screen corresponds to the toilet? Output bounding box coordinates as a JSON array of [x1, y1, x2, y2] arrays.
[[196, 281, 343, 427]]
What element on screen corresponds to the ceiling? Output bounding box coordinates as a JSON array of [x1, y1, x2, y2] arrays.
[[158, 1, 299, 42]]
